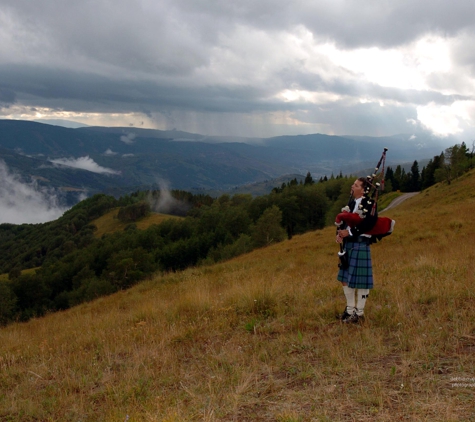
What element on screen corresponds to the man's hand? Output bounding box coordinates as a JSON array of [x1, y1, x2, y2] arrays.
[[336, 229, 350, 243]]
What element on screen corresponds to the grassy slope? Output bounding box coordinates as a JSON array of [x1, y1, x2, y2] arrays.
[[0, 268, 40, 282], [92, 209, 181, 237], [1, 171, 475, 421], [377, 191, 403, 211]]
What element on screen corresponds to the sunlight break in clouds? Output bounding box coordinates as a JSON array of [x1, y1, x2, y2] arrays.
[[0, 160, 68, 224], [50, 156, 120, 175], [317, 35, 452, 91], [416, 100, 475, 136]]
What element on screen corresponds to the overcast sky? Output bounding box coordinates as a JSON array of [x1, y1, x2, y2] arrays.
[[1, 0, 475, 141]]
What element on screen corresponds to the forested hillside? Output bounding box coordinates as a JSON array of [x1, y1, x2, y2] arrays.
[[1, 141, 472, 325], [0, 175, 345, 324]]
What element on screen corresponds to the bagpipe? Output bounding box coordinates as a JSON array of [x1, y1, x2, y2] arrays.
[[336, 148, 395, 269]]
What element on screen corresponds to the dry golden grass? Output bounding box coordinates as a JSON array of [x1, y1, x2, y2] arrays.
[[0, 267, 40, 282], [92, 208, 181, 237], [2, 171, 475, 421]]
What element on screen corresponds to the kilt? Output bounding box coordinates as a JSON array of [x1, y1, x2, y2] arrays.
[[337, 240, 373, 289]]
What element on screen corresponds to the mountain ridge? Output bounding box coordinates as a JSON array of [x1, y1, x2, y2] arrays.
[[0, 119, 452, 199]]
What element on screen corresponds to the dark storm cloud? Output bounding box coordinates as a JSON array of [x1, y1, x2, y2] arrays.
[[0, 87, 15, 104], [0, 64, 284, 114], [169, 0, 475, 48], [298, 0, 475, 48], [0, 59, 468, 120], [1, 0, 475, 138], [0, 0, 214, 75]]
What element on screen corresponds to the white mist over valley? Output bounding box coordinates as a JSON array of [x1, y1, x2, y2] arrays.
[[0, 160, 71, 224]]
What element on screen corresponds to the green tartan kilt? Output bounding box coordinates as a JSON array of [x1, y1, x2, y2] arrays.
[[337, 240, 374, 289]]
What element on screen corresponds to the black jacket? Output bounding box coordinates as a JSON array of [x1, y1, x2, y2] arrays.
[[346, 197, 378, 241]]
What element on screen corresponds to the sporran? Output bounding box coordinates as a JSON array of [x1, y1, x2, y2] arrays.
[[338, 252, 349, 270]]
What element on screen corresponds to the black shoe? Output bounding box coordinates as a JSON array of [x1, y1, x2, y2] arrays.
[[342, 312, 359, 323], [338, 308, 352, 320]]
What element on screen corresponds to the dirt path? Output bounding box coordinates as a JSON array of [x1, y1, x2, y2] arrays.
[[380, 192, 419, 213]]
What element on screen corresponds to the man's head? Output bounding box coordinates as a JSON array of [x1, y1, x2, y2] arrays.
[[351, 177, 367, 198]]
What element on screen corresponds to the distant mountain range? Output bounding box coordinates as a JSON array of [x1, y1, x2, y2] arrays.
[[0, 119, 453, 201]]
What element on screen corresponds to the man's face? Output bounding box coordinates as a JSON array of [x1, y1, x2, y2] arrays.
[[351, 179, 364, 198]]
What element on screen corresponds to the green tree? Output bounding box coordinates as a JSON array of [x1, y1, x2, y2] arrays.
[[273, 195, 300, 239], [406, 160, 421, 191], [304, 172, 314, 185], [11, 273, 51, 319], [117, 201, 151, 222], [393, 165, 402, 191], [470, 141, 475, 169], [325, 178, 353, 226], [435, 143, 471, 185], [0, 282, 17, 325], [8, 267, 22, 280], [385, 167, 395, 192], [251, 205, 287, 248], [435, 150, 453, 184], [420, 154, 443, 190], [448, 143, 470, 178], [383, 178, 393, 193], [231, 194, 253, 207]]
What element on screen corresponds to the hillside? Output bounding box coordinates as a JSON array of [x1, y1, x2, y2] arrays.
[[1, 171, 475, 420], [0, 120, 450, 198], [0, 120, 285, 194], [91, 208, 182, 238]]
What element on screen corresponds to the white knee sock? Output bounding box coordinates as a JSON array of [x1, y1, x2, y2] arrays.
[[343, 286, 356, 313], [356, 289, 370, 316]]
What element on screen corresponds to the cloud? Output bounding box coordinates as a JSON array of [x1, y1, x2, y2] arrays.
[[148, 179, 190, 215], [416, 100, 475, 137], [50, 156, 120, 175], [104, 148, 117, 156], [120, 133, 136, 144], [1, 0, 475, 140], [0, 160, 68, 224], [0, 87, 16, 104]]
